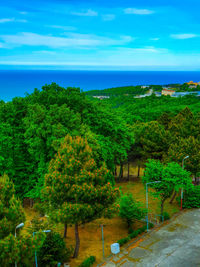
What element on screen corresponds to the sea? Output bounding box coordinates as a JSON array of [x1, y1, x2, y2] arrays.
[[1, 70, 200, 102]]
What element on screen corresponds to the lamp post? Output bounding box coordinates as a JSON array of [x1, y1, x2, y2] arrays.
[[146, 181, 161, 232], [33, 230, 51, 267], [100, 224, 105, 259], [15, 223, 24, 267], [181, 155, 189, 210]]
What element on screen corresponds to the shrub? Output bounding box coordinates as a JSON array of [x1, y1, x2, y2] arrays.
[[149, 222, 154, 229], [117, 237, 130, 246], [119, 194, 145, 230], [163, 211, 170, 221], [37, 232, 72, 266], [117, 224, 150, 246], [182, 186, 200, 208], [128, 228, 134, 234], [78, 256, 96, 267]]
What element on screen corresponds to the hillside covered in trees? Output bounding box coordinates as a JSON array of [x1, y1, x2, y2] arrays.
[[1, 82, 200, 265]]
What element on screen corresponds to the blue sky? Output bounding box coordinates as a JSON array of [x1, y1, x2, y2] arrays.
[[1, 0, 200, 70]]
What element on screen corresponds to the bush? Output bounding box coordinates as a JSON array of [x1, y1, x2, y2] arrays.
[[149, 222, 154, 229], [117, 236, 130, 246], [128, 228, 134, 234], [183, 186, 200, 208], [78, 256, 96, 267], [163, 211, 170, 221], [117, 224, 149, 246], [37, 232, 72, 266], [119, 194, 145, 230]]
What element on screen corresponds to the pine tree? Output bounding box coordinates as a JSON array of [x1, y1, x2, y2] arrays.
[[43, 135, 120, 258], [0, 174, 44, 266]]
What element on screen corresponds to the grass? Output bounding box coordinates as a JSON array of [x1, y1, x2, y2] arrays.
[[24, 180, 180, 267]]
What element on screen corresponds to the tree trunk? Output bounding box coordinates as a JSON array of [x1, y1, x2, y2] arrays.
[[137, 165, 140, 178], [63, 223, 68, 238], [127, 161, 130, 181], [73, 224, 80, 258], [169, 191, 177, 204], [195, 175, 199, 185], [30, 199, 34, 208], [161, 199, 165, 220], [114, 166, 117, 177], [118, 163, 123, 181]]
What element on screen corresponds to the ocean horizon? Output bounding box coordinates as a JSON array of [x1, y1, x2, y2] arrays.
[[1, 70, 200, 102]]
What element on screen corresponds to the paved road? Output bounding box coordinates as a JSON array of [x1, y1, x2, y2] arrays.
[[103, 209, 200, 267]]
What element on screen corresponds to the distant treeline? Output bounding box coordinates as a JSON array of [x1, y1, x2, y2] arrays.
[[85, 86, 149, 96]]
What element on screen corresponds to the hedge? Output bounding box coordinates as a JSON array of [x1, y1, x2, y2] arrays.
[[78, 256, 96, 267], [182, 186, 200, 208], [117, 223, 153, 246]]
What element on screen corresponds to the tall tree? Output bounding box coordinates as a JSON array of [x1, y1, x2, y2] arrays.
[[42, 135, 119, 258]]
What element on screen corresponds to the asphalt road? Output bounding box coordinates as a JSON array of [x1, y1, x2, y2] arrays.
[[103, 209, 200, 267]]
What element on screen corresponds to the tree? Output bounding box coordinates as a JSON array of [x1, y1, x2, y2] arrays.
[[167, 136, 200, 184], [142, 160, 191, 217], [37, 232, 72, 266], [0, 174, 25, 239], [42, 135, 120, 258], [0, 174, 44, 266], [132, 121, 169, 165], [119, 194, 145, 231]]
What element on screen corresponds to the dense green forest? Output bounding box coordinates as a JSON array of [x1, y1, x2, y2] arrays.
[[1, 83, 200, 201], [85, 85, 149, 96], [1, 82, 200, 265]]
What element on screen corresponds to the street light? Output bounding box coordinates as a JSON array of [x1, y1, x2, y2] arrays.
[[146, 181, 161, 232], [33, 230, 51, 267], [15, 223, 24, 267], [181, 155, 189, 210]]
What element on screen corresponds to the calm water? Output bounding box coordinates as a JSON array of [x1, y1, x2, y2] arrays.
[[1, 70, 200, 101]]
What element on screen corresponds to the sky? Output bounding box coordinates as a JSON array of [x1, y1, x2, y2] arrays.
[[1, 0, 200, 70]]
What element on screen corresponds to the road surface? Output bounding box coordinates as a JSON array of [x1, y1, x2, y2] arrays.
[[103, 209, 200, 267]]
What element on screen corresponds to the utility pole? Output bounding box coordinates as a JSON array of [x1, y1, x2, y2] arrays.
[[100, 224, 105, 259], [181, 156, 189, 210]]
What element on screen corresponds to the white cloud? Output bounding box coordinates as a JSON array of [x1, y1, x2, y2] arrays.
[[170, 33, 198, 39], [17, 19, 27, 23], [0, 32, 133, 48], [0, 18, 27, 23], [47, 25, 77, 31], [19, 12, 28, 15], [116, 46, 168, 54], [0, 18, 15, 23], [33, 50, 57, 55], [150, 38, 160, 41], [124, 8, 154, 15], [71, 9, 98, 17], [102, 14, 115, 21]]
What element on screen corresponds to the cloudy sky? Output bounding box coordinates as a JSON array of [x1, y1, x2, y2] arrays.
[[1, 0, 200, 70]]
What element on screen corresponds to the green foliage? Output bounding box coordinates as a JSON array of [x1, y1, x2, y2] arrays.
[[117, 225, 148, 246], [142, 159, 192, 216], [0, 175, 45, 266], [119, 194, 145, 229], [78, 256, 96, 267], [182, 186, 200, 208], [117, 236, 130, 246], [85, 85, 148, 96], [37, 232, 72, 266], [0, 174, 25, 239], [43, 135, 120, 257], [163, 211, 170, 221]]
